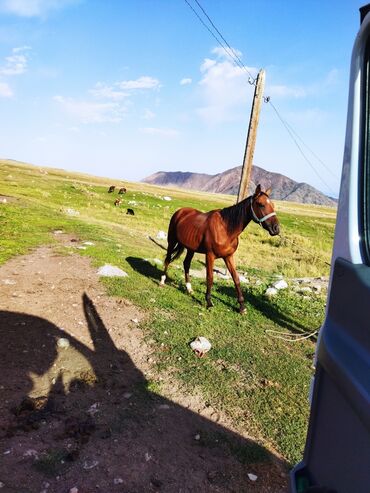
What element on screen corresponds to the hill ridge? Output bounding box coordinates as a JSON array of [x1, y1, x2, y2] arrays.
[[143, 165, 336, 206]]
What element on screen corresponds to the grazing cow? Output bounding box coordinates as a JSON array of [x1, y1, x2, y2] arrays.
[[118, 187, 127, 194], [108, 185, 115, 193], [114, 198, 122, 207], [126, 208, 135, 215]]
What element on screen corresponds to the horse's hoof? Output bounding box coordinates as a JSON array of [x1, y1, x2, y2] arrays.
[[206, 303, 214, 309], [239, 307, 246, 315], [159, 282, 165, 288]]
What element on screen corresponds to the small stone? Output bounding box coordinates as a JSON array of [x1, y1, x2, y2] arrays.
[[123, 392, 132, 399], [69, 488, 78, 493], [272, 279, 288, 290], [83, 241, 95, 246], [239, 275, 249, 284], [297, 287, 312, 294], [113, 478, 123, 485], [57, 338, 70, 349], [247, 473, 258, 481], [145, 452, 152, 462], [265, 287, 278, 297], [194, 434, 201, 441], [158, 404, 170, 410], [2, 279, 16, 285], [97, 265, 128, 277], [162, 196, 172, 201], [0, 482, 4, 488], [156, 230, 167, 240], [23, 449, 39, 459], [83, 459, 99, 470], [131, 318, 139, 324]]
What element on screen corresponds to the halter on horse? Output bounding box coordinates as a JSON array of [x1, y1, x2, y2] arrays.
[[160, 184, 280, 313]]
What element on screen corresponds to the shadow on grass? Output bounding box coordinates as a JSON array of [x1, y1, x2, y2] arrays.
[[0, 294, 289, 491], [218, 284, 313, 336]]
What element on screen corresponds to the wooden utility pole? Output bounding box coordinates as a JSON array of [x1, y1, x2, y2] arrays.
[[237, 69, 266, 203]]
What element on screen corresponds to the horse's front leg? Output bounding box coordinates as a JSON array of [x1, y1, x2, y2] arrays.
[[205, 252, 215, 308], [224, 255, 245, 314], [184, 249, 194, 294]]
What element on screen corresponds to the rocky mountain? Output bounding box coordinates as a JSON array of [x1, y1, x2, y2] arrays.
[[143, 165, 337, 206]]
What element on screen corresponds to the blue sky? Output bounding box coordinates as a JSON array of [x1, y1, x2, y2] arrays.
[[0, 0, 362, 196]]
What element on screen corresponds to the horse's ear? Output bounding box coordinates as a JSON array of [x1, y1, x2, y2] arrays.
[[254, 184, 261, 196], [265, 187, 272, 196]]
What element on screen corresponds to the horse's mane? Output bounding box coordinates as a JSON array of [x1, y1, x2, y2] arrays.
[[220, 196, 252, 233]]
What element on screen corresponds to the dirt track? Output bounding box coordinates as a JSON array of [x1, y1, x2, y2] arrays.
[[0, 236, 288, 493]]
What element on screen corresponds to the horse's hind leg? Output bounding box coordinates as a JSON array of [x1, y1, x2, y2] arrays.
[[224, 254, 245, 314], [160, 242, 175, 286], [183, 249, 194, 293]]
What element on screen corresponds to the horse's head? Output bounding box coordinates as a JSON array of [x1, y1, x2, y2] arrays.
[[250, 184, 280, 236]]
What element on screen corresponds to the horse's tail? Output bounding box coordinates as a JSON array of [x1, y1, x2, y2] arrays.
[[168, 242, 185, 263], [165, 212, 185, 264]]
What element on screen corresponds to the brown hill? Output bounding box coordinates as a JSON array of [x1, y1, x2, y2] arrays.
[[143, 165, 337, 206]]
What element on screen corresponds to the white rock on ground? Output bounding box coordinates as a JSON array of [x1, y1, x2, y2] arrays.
[[63, 208, 80, 216], [97, 264, 128, 277], [265, 287, 278, 297], [239, 275, 249, 284], [272, 279, 288, 290], [57, 338, 70, 349], [190, 336, 212, 357], [163, 196, 172, 201], [248, 473, 258, 481], [156, 231, 167, 240], [297, 286, 312, 294]]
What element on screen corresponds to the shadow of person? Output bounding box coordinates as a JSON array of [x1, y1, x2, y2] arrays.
[[0, 295, 288, 493]]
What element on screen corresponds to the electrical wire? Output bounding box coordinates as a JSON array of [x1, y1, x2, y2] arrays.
[[184, 0, 338, 197]]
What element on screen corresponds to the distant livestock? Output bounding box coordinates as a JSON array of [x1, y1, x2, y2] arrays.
[[108, 185, 115, 193], [118, 187, 127, 194], [114, 198, 122, 207], [126, 208, 135, 215]]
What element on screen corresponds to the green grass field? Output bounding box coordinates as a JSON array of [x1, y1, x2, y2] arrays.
[[0, 159, 337, 464]]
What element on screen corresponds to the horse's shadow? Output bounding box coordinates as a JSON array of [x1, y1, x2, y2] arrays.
[[126, 256, 232, 308], [0, 294, 288, 492], [218, 284, 315, 336]]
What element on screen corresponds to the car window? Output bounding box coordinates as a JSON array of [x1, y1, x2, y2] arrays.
[[361, 36, 370, 262]]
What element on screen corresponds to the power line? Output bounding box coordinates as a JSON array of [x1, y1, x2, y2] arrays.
[[268, 101, 336, 195], [183, 0, 247, 75], [193, 0, 256, 81], [184, 0, 338, 195]]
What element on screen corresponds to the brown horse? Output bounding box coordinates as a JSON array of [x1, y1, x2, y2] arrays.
[[160, 184, 280, 313]]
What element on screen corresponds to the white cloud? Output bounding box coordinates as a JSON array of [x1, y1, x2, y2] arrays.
[[89, 82, 128, 101], [0, 81, 13, 97], [0, 46, 31, 76], [180, 78, 192, 86], [211, 46, 243, 61], [140, 127, 179, 137], [0, 0, 79, 17], [197, 49, 257, 124], [117, 76, 161, 90], [12, 45, 31, 53], [53, 95, 125, 124]]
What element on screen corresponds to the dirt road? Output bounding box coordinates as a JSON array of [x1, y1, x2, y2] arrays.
[[0, 236, 288, 492]]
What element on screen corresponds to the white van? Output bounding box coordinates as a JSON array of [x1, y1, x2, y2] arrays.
[[290, 4, 370, 493]]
